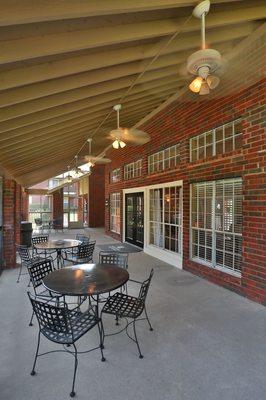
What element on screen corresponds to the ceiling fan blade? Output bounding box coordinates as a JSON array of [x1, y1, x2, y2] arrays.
[[121, 128, 151, 145]]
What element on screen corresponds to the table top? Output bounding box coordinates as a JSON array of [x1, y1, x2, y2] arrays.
[[43, 263, 129, 296], [34, 239, 81, 250], [97, 243, 142, 253]]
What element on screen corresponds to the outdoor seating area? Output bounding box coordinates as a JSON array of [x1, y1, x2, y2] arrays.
[[0, 1, 265, 399], [0, 228, 265, 400]]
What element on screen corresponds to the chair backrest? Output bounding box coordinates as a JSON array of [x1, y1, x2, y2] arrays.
[[16, 244, 32, 263], [28, 292, 70, 335], [138, 269, 154, 305], [77, 241, 96, 260], [76, 234, 90, 243], [34, 218, 42, 226], [32, 235, 49, 246], [99, 252, 128, 269], [27, 259, 54, 290]]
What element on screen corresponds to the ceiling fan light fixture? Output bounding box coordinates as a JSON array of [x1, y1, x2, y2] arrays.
[[207, 75, 220, 89], [199, 81, 210, 95], [112, 139, 120, 149], [119, 140, 126, 148], [189, 76, 203, 93]]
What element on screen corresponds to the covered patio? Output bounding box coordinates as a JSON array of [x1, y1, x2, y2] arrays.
[[0, 1, 265, 399], [1, 228, 265, 400]]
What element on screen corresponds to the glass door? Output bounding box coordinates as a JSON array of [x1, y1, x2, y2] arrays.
[[125, 192, 144, 248]]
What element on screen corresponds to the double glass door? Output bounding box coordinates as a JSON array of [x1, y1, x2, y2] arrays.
[[125, 192, 144, 248]]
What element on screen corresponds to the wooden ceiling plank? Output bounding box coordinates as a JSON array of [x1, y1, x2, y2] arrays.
[[0, 23, 255, 91], [0, 4, 264, 65], [0, 91, 174, 149], [0, 66, 179, 122], [0, 76, 180, 132], [0, 98, 167, 158], [0, 1, 243, 26]]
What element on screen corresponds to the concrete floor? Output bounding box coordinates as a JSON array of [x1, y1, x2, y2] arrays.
[[0, 228, 265, 400]]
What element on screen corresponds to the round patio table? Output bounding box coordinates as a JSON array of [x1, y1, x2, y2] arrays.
[[34, 239, 81, 269], [43, 263, 129, 318]]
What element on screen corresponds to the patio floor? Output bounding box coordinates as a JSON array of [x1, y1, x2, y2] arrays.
[[0, 228, 265, 400]]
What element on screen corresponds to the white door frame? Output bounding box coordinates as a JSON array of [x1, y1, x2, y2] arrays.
[[123, 180, 183, 269]]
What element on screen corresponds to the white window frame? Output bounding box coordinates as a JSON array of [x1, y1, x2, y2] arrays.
[[123, 180, 183, 268], [110, 192, 121, 234], [148, 144, 180, 174], [124, 159, 142, 180], [190, 178, 242, 276], [190, 118, 242, 162]]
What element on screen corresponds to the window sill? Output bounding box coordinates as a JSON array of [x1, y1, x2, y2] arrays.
[[190, 257, 242, 278]]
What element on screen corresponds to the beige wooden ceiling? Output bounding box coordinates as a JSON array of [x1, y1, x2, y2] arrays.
[[0, 0, 265, 187]]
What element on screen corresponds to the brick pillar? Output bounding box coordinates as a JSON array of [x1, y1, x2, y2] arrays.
[[53, 189, 63, 228], [3, 178, 23, 268], [88, 165, 105, 227]]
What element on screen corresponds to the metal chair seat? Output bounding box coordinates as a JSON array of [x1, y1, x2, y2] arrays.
[[102, 292, 143, 319], [41, 308, 99, 344], [65, 255, 93, 264]]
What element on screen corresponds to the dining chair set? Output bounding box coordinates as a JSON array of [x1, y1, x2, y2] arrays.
[[16, 234, 154, 398]]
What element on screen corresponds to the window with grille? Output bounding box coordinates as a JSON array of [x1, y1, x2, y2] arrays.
[[190, 178, 242, 274], [110, 193, 121, 234], [148, 144, 180, 174], [110, 168, 121, 183], [149, 186, 182, 254], [190, 119, 242, 162], [124, 160, 142, 180]]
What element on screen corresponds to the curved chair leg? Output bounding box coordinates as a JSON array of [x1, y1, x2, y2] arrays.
[[70, 343, 78, 398], [144, 306, 153, 331], [31, 330, 41, 375], [29, 310, 34, 326], [133, 319, 143, 359]]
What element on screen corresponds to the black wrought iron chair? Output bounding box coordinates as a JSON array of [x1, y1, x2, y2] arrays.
[[16, 244, 43, 284], [99, 251, 129, 294], [28, 293, 105, 398], [32, 234, 49, 257], [27, 258, 62, 326], [101, 269, 154, 359], [63, 241, 96, 264]]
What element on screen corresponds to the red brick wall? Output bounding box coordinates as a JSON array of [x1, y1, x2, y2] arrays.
[[105, 79, 266, 304], [89, 165, 105, 227], [2, 178, 25, 268], [53, 189, 63, 228]]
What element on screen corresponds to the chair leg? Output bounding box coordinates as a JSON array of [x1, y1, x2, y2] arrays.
[[115, 314, 119, 326], [29, 310, 34, 326], [70, 343, 78, 398], [97, 320, 106, 361], [144, 306, 153, 331], [133, 319, 143, 359], [31, 330, 41, 375], [16, 263, 23, 283]]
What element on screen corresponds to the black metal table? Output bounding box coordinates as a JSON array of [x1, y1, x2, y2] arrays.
[[34, 239, 81, 268], [43, 263, 129, 326]]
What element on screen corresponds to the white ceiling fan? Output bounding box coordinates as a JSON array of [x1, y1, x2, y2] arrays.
[[108, 104, 150, 149], [186, 0, 225, 95], [83, 138, 111, 167]]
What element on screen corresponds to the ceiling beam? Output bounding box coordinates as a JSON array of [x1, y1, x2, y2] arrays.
[[0, 76, 184, 132], [0, 66, 179, 121], [0, 3, 264, 65], [0, 83, 176, 139], [0, 89, 175, 147], [0, 1, 242, 26], [0, 23, 254, 90]]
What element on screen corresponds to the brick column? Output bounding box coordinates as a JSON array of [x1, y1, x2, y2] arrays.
[[88, 165, 105, 227], [53, 189, 63, 228]]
